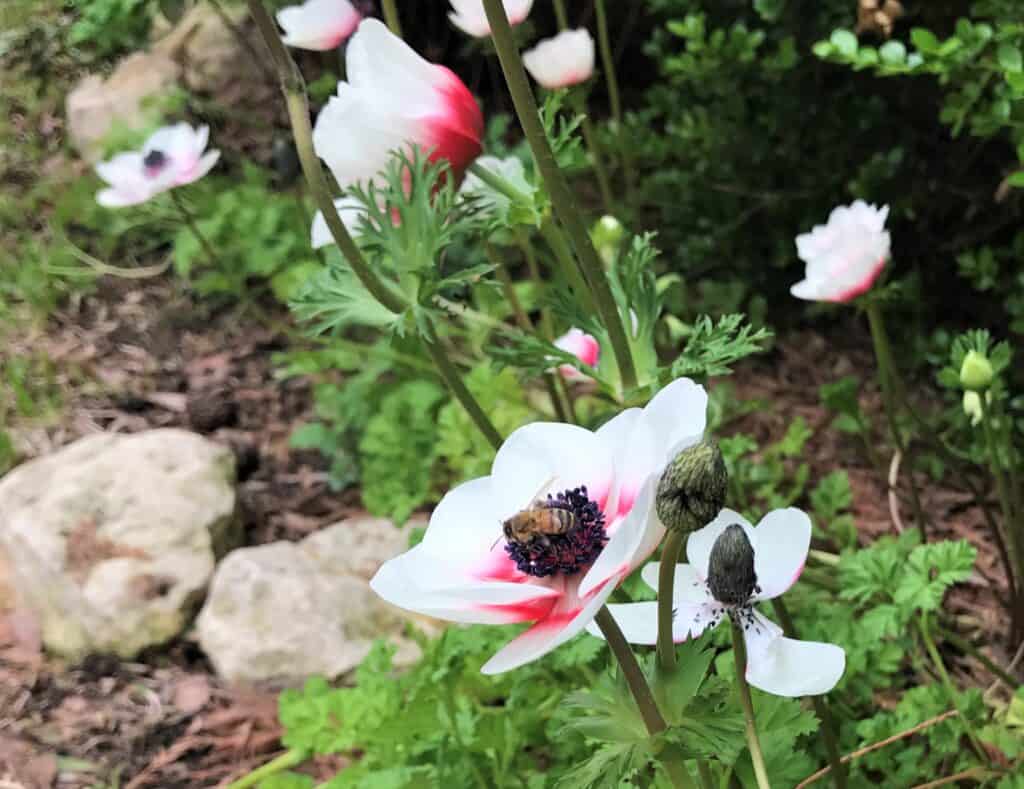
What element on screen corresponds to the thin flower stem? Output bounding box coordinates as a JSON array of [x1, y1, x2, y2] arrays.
[[916, 613, 988, 763], [657, 530, 684, 671], [572, 91, 614, 214], [593, 607, 697, 789], [381, 0, 402, 37], [208, 0, 276, 83], [593, 0, 634, 200], [442, 695, 490, 789], [979, 394, 1024, 594], [424, 321, 503, 450], [938, 625, 1022, 690], [248, 0, 503, 453], [539, 219, 596, 313], [863, 300, 928, 532], [552, 0, 569, 29], [225, 749, 307, 789], [169, 190, 219, 267], [770, 599, 846, 789], [730, 617, 772, 789], [480, 0, 638, 391]]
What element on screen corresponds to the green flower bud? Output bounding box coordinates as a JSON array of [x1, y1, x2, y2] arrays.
[[590, 215, 625, 266], [960, 350, 994, 391], [655, 439, 728, 536], [707, 524, 756, 606]]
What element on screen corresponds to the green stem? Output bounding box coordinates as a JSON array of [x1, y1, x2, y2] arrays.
[[443, 694, 490, 789], [468, 160, 530, 204], [696, 761, 715, 789], [481, 0, 637, 391], [594, 607, 697, 789], [381, 0, 402, 36], [917, 613, 988, 763], [169, 190, 219, 267], [731, 618, 772, 789], [771, 599, 846, 789], [552, 0, 569, 29], [225, 749, 307, 789], [539, 219, 595, 313], [864, 300, 928, 531], [939, 625, 1021, 689], [572, 92, 614, 214], [657, 530, 684, 671], [593, 0, 634, 199], [424, 321, 503, 450]]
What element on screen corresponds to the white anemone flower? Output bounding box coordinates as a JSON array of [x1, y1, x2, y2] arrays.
[[552, 328, 600, 381], [95, 123, 219, 208], [522, 29, 596, 89], [791, 200, 891, 303], [371, 378, 709, 674], [313, 19, 484, 191], [448, 0, 534, 37], [590, 508, 846, 697], [276, 0, 361, 51]]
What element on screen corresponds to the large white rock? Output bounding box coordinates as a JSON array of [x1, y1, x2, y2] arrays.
[[0, 430, 238, 659], [197, 517, 424, 683]]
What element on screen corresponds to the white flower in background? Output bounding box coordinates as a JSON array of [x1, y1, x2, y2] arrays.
[[590, 508, 846, 697], [522, 29, 596, 89], [791, 200, 891, 303], [310, 197, 367, 249], [552, 328, 600, 381], [276, 0, 361, 51], [448, 0, 534, 37], [313, 19, 483, 191], [371, 379, 708, 674], [95, 123, 219, 208]]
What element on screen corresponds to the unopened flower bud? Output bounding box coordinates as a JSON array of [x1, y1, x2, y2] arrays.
[[960, 350, 994, 391], [707, 524, 757, 607], [590, 215, 625, 266], [656, 439, 728, 536]]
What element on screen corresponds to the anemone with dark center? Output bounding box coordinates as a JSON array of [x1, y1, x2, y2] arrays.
[[503, 486, 608, 578]]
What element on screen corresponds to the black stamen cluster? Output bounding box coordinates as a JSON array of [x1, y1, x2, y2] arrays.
[[505, 486, 607, 578], [143, 149, 167, 171]]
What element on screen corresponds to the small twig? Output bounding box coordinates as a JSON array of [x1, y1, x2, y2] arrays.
[[66, 242, 173, 279], [888, 449, 905, 533], [910, 767, 990, 789], [794, 710, 960, 789], [985, 638, 1024, 700]]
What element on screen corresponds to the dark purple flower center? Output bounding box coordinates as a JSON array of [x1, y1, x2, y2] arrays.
[[504, 486, 607, 578], [143, 149, 168, 177]]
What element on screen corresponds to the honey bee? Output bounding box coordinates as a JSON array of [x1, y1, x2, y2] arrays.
[[502, 505, 577, 546]]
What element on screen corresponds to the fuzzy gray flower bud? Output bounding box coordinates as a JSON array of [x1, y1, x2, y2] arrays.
[[707, 524, 757, 606], [655, 439, 728, 536]]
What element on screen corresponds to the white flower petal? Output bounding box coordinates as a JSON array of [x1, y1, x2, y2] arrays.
[[751, 508, 811, 600], [420, 477, 506, 564], [686, 508, 754, 579], [745, 625, 846, 697], [523, 29, 595, 89], [579, 476, 664, 597], [448, 0, 534, 37], [278, 0, 361, 50], [640, 561, 710, 604], [310, 197, 367, 249], [641, 376, 708, 461], [481, 573, 615, 674], [586, 600, 716, 644]]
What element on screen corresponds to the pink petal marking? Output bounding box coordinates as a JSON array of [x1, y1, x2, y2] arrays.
[[422, 66, 484, 182], [478, 595, 559, 623], [833, 256, 887, 302]]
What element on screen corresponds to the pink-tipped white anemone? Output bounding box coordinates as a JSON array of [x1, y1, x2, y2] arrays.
[[522, 29, 596, 89], [448, 0, 534, 37], [590, 508, 846, 697], [791, 200, 891, 303], [276, 0, 361, 51], [312, 19, 483, 191], [552, 328, 600, 381], [370, 378, 708, 674], [95, 123, 219, 208]]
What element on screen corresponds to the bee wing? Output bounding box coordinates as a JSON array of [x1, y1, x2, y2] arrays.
[[529, 474, 559, 505]]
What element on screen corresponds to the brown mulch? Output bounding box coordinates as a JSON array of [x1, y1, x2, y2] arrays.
[[1, 282, 1019, 787]]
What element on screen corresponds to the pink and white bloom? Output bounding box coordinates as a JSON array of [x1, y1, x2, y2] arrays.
[[448, 0, 533, 37], [276, 0, 361, 51], [313, 19, 483, 191], [522, 29, 596, 89], [791, 200, 891, 303], [371, 378, 708, 674], [553, 328, 600, 381], [590, 508, 846, 697], [95, 123, 219, 208]]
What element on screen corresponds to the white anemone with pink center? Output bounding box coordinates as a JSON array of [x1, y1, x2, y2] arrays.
[[370, 378, 708, 674], [590, 507, 846, 697], [276, 0, 361, 51], [522, 29, 596, 89], [448, 0, 534, 37], [95, 123, 219, 208], [790, 200, 891, 303], [552, 327, 600, 381], [312, 19, 483, 191]]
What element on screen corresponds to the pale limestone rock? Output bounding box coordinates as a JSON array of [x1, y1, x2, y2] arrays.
[[0, 430, 238, 659], [197, 517, 424, 683], [66, 52, 181, 162]]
